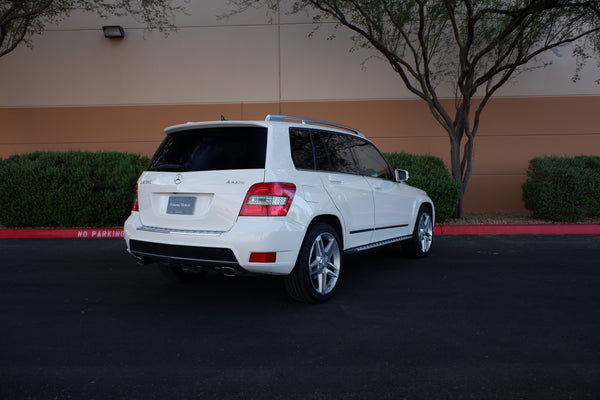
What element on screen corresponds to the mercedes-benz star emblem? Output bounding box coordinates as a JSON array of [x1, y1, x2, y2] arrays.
[[174, 174, 183, 185]]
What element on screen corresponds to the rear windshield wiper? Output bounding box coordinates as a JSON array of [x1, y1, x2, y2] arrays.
[[154, 164, 186, 172]]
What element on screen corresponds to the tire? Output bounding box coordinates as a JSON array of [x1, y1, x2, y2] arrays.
[[284, 222, 342, 303], [404, 206, 433, 258]]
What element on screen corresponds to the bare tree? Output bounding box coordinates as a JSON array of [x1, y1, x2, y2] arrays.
[[0, 0, 184, 58], [227, 0, 600, 217]]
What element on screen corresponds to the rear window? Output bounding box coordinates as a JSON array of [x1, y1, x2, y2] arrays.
[[148, 127, 267, 172]]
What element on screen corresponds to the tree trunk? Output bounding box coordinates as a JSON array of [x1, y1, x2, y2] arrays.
[[449, 133, 464, 219], [448, 100, 477, 219]]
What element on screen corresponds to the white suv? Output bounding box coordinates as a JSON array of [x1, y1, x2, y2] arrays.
[[124, 115, 434, 302]]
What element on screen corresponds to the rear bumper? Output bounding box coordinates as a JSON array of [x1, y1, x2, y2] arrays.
[[124, 212, 305, 275], [129, 239, 238, 263]]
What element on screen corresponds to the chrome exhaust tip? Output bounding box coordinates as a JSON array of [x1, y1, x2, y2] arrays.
[[219, 266, 238, 277]]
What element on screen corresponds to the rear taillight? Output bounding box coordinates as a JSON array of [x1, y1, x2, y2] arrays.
[[239, 182, 296, 217], [132, 184, 139, 212]]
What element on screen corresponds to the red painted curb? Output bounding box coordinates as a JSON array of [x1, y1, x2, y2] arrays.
[[434, 224, 600, 236], [1, 225, 599, 239], [0, 228, 124, 239]]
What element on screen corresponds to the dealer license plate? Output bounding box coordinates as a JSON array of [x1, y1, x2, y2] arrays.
[[166, 196, 196, 215]]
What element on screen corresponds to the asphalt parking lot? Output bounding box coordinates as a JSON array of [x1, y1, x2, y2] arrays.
[[1, 235, 599, 400]]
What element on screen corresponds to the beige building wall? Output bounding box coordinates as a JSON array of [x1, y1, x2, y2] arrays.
[[1, 1, 599, 213]]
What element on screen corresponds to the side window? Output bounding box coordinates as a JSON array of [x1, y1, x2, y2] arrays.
[[289, 128, 315, 170], [312, 131, 331, 171], [318, 131, 359, 175], [347, 136, 393, 180]]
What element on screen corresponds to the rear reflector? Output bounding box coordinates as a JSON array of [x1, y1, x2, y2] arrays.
[[239, 182, 296, 216], [132, 184, 139, 212], [249, 252, 277, 263]]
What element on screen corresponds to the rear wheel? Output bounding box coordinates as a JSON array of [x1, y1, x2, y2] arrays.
[[404, 206, 433, 258], [284, 222, 342, 303]]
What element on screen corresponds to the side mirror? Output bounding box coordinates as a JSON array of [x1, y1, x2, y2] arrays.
[[395, 169, 409, 182]]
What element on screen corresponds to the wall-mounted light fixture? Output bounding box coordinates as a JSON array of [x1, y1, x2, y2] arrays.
[[102, 25, 125, 39]]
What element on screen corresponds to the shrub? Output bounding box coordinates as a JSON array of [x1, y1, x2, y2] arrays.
[[0, 151, 149, 228], [385, 152, 461, 222], [522, 155, 600, 222]]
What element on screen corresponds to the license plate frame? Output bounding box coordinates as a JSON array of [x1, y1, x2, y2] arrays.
[[166, 196, 196, 215]]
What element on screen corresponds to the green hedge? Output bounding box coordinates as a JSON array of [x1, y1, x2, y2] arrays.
[[522, 155, 600, 222], [0, 150, 459, 227], [385, 152, 461, 222], [0, 151, 149, 228]]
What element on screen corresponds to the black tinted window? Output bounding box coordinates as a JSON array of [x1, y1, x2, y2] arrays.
[[148, 127, 267, 172], [319, 131, 358, 175], [313, 131, 331, 171], [289, 128, 314, 169], [347, 136, 393, 180]]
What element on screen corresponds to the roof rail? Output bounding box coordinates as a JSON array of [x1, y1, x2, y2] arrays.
[[265, 114, 364, 137]]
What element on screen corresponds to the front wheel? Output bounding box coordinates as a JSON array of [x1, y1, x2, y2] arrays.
[[284, 222, 342, 303], [404, 206, 433, 258]]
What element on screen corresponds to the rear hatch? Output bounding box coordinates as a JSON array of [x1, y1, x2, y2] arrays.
[[137, 124, 267, 232]]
